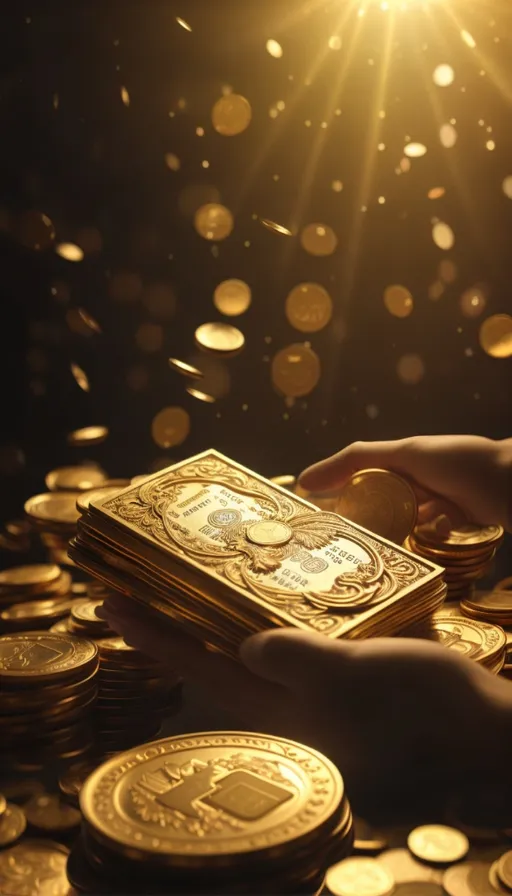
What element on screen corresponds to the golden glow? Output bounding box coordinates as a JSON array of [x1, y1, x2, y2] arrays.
[[176, 17, 192, 32], [194, 203, 234, 241], [56, 242, 84, 262], [433, 64, 455, 87], [432, 222, 455, 250], [384, 285, 413, 318], [266, 39, 283, 58], [213, 280, 252, 316], [479, 315, 512, 359], [404, 142, 427, 158]]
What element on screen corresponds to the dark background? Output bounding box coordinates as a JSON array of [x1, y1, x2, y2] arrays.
[[0, 0, 511, 546]]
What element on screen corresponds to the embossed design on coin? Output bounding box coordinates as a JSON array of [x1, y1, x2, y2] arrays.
[[0, 840, 70, 896], [429, 616, 506, 665], [0, 632, 97, 679], [80, 732, 343, 860], [326, 856, 395, 896], [246, 520, 293, 547], [408, 825, 469, 864], [207, 509, 243, 528]]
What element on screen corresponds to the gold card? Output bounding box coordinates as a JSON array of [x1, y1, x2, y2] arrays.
[[86, 450, 443, 640]]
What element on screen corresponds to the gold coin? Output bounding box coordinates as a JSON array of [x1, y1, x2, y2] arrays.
[[168, 357, 204, 379], [49, 619, 70, 634], [325, 857, 395, 896], [67, 425, 109, 447], [271, 343, 321, 397], [23, 792, 81, 833], [194, 203, 234, 241], [0, 794, 5, 817], [186, 386, 216, 403], [300, 222, 338, 257], [260, 218, 293, 236], [0, 563, 61, 590], [0, 840, 70, 896], [462, 590, 512, 615], [211, 93, 252, 136], [76, 486, 123, 514], [0, 803, 27, 846], [24, 492, 81, 526], [194, 321, 245, 354], [498, 851, 512, 889], [489, 860, 509, 894], [71, 599, 104, 626], [285, 283, 333, 333], [336, 469, 417, 546], [80, 731, 343, 863], [0, 597, 74, 623], [407, 825, 469, 864], [479, 313, 512, 359], [45, 465, 107, 492], [213, 279, 251, 316], [443, 861, 505, 896], [428, 615, 506, 666], [151, 406, 190, 449], [417, 523, 503, 549], [246, 520, 293, 547], [0, 632, 98, 681]]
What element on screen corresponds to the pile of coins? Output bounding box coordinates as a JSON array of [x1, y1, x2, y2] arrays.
[[24, 490, 82, 566], [67, 731, 353, 895], [406, 523, 504, 600], [0, 631, 99, 772], [325, 824, 512, 896], [95, 637, 182, 753], [407, 611, 508, 675], [0, 563, 75, 633]]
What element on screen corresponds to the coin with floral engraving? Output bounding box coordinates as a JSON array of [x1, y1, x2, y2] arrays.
[[80, 731, 343, 864]]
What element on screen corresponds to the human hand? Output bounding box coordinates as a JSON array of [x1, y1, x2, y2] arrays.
[[299, 435, 512, 532], [100, 597, 510, 801]]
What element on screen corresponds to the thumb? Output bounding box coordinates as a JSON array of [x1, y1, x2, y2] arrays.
[[239, 628, 351, 689], [298, 438, 414, 492]]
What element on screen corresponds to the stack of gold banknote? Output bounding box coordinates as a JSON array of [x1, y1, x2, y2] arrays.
[[69, 450, 448, 658], [405, 523, 503, 600], [0, 631, 99, 772], [67, 731, 353, 895], [94, 637, 182, 753]]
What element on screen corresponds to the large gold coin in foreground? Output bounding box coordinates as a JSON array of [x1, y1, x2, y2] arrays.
[[0, 839, 70, 896], [336, 469, 417, 546], [80, 731, 343, 864]]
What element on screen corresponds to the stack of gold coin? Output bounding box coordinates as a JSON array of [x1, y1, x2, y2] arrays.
[[408, 612, 507, 674], [24, 491, 82, 565], [0, 632, 99, 771], [68, 732, 353, 895], [0, 563, 74, 630], [405, 523, 504, 600], [95, 637, 182, 753], [67, 598, 114, 638], [460, 588, 512, 627]]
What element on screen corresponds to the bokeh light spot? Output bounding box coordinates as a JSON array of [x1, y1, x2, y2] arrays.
[[404, 142, 427, 158], [397, 354, 425, 384], [440, 123, 457, 148], [151, 407, 190, 448], [328, 35, 342, 50], [266, 39, 283, 58], [383, 285, 413, 318], [432, 221, 455, 250], [300, 223, 338, 256], [428, 187, 446, 200], [433, 64, 455, 87], [479, 314, 512, 358], [164, 153, 181, 171], [460, 286, 487, 318], [502, 176, 512, 199], [56, 242, 84, 262]]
